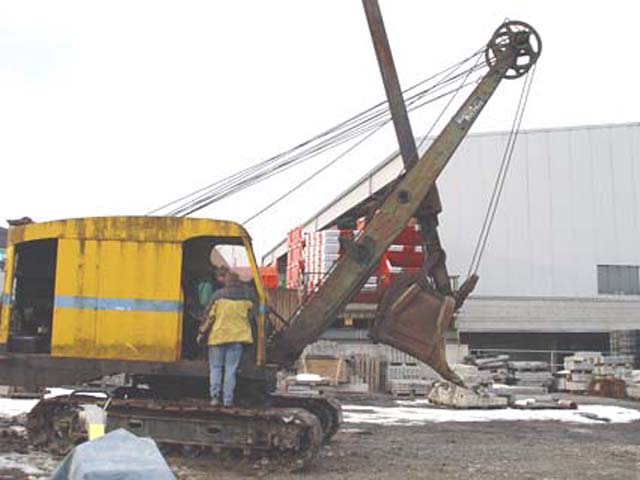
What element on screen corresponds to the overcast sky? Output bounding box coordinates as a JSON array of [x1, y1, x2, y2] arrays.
[[1, 1, 638, 257]]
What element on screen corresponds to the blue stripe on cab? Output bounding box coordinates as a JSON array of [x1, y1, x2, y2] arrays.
[[1, 293, 11, 306], [54, 296, 181, 313]]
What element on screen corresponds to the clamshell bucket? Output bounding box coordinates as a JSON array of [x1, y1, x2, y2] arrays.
[[371, 272, 463, 386]]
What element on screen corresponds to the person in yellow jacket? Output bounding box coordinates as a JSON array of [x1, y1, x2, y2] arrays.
[[197, 271, 256, 407]]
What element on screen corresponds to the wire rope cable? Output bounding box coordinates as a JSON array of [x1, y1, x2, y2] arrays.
[[171, 63, 487, 217], [466, 62, 537, 277], [242, 60, 485, 225], [146, 47, 488, 217]]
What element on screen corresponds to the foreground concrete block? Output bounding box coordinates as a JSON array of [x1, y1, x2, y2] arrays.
[[427, 382, 508, 409]]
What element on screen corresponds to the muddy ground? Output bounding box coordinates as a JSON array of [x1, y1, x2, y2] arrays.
[[171, 421, 640, 480], [0, 395, 638, 479], [170, 395, 640, 480]]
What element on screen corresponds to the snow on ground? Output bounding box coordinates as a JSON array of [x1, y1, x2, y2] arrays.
[[0, 388, 109, 419], [343, 402, 640, 425], [0, 456, 46, 475], [44, 387, 107, 400], [295, 373, 325, 383], [0, 452, 59, 478], [0, 398, 39, 418], [2, 393, 639, 426], [394, 399, 431, 407]]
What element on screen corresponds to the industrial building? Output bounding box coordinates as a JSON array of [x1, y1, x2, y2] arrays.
[[264, 122, 640, 355]]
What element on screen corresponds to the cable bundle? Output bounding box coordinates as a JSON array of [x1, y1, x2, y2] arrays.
[[148, 48, 487, 218]]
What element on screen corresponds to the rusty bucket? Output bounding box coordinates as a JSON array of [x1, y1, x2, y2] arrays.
[[371, 272, 463, 386]]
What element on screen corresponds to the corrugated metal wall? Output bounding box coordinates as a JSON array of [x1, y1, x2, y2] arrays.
[[263, 123, 640, 334], [438, 123, 640, 297]]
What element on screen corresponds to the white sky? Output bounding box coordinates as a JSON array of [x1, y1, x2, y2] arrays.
[[1, 1, 638, 257]]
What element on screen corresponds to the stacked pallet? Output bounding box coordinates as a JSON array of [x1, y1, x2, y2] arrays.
[[384, 348, 434, 397], [508, 361, 553, 388], [557, 352, 601, 392], [625, 370, 640, 400], [298, 340, 348, 386], [298, 341, 470, 396], [387, 379, 432, 397], [556, 352, 640, 395], [303, 339, 342, 357], [455, 360, 553, 399], [593, 355, 634, 379], [299, 341, 386, 393], [587, 355, 636, 399], [463, 354, 511, 384], [286, 227, 305, 289], [299, 356, 348, 386], [303, 230, 342, 292]]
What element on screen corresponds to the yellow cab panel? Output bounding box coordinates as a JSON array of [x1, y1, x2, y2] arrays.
[[0, 217, 266, 364], [0, 245, 15, 345]]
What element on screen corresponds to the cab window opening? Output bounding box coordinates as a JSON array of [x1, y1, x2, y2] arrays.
[[180, 236, 256, 360], [8, 238, 58, 354]]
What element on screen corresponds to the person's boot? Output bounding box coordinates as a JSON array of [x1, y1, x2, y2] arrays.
[[210, 397, 220, 407]]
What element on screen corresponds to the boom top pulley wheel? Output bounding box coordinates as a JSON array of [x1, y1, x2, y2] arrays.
[[486, 20, 542, 79]]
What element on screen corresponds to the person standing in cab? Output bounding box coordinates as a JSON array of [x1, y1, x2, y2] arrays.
[[196, 266, 226, 314], [197, 270, 255, 407]]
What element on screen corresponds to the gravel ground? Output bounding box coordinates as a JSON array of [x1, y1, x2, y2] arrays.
[[170, 395, 640, 480], [170, 421, 640, 480], [1, 395, 639, 479]]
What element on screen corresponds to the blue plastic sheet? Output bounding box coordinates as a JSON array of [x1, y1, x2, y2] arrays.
[[50, 429, 175, 480]]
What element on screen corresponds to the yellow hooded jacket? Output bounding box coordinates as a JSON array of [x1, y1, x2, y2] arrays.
[[199, 285, 255, 346]]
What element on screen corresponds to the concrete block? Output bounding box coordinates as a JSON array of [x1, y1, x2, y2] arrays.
[[508, 361, 550, 371], [428, 382, 508, 409], [574, 352, 604, 363], [387, 379, 432, 397], [570, 373, 593, 383], [0, 386, 13, 397], [490, 385, 548, 397], [593, 365, 632, 379], [334, 382, 370, 394], [626, 384, 640, 400], [387, 365, 432, 380], [564, 380, 589, 392], [555, 377, 567, 391], [564, 358, 596, 372], [453, 364, 482, 385], [601, 355, 634, 366], [565, 352, 602, 371]]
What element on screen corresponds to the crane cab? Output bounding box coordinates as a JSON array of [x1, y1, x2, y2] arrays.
[[0, 216, 267, 387]]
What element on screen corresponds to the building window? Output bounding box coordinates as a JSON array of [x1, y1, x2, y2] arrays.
[[597, 265, 640, 295]]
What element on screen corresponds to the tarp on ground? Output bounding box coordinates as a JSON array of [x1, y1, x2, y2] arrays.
[[50, 428, 175, 480]]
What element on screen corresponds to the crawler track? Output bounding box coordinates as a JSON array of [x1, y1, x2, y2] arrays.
[[27, 395, 97, 454], [270, 394, 342, 443], [26, 395, 327, 470], [108, 398, 323, 470]]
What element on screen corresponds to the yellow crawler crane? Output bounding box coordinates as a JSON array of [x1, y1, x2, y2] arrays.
[[0, 11, 540, 468]]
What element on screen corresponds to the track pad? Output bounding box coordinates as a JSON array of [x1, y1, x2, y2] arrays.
[[371, 273, 463, 386]]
